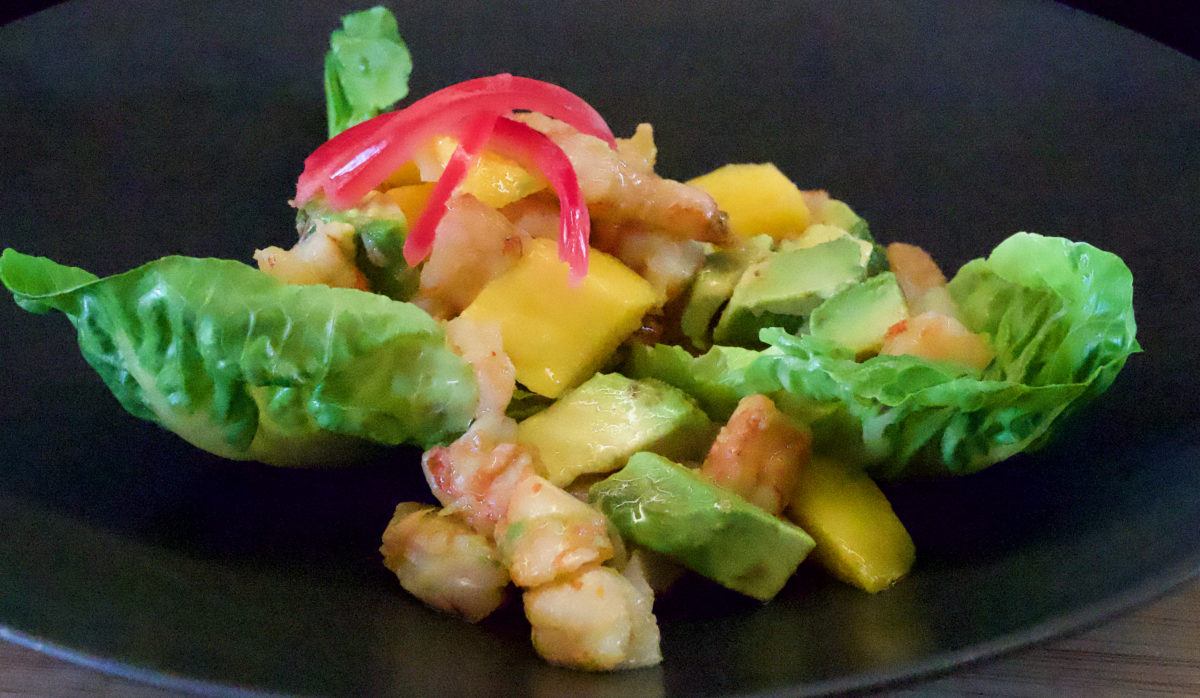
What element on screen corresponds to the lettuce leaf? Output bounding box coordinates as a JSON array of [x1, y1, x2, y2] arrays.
[[1, 249, 477, 466], [325, 6, 412, 137], [626, 343, 769, 422], [629, 233, 1139, 479]]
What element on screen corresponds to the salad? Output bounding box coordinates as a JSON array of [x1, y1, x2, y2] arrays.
[[0, 7, 1139, 671]]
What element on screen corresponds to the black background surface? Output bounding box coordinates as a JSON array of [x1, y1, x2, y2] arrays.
[[1, 2, 1198, 697]]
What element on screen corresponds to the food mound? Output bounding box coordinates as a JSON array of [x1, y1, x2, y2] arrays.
[[0, 7, 1139, 671]]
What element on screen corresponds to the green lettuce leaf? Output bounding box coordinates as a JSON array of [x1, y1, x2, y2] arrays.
[[1, 249, 477, 466], [630, 233, 1139, 479], [625, 342, 768, 422], [325, 6, 412, 137]]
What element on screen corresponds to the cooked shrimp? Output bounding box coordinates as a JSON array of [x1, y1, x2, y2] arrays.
[[414, 193, 529, 319], [621, 546, 685, 597], [701, 394, 812, 516], [606, 232, 707, 304], [524, 564, 661, 671], [253, 219, 367, 290], [513, 113, 729, 245], [422, 431, 539, 537], [884, 242, 995, 370], [881, 311, 995, 371], [380, 502, 510, 622], [444, 315, 516, 423], [886, 242, 958, 317], [496, 474, 615, 588]]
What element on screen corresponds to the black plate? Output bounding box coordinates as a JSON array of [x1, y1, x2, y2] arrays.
[[1, 1, 1198, 696]]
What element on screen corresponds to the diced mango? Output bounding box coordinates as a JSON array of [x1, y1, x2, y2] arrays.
[[379, 184, 436, 231], [381, 160, 424, 188], [381, 183, 437, 227], [687, 163, 810, 240], [459, 239, 658, 398], [426, 136, 548, 209], [786, 455, 915, 593]]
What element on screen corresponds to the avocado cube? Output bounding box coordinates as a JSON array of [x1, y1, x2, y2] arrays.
[[810, 272, 909, 357], [516, 373, 714, 487], [679, 236, 771, 350], [786, 456, 915, 593], [800, 191, 873, 242], [296, 196, 421, 300], [590, 452, 815, 600], [713, 236, 867, 346]]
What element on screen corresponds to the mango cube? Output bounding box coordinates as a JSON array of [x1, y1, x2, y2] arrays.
[[381, 183, 436, 226], [460, 239, 657, 398], [687, 163, 810, 240], [428, 136, 548, 209], [786, 456, 915, 593]]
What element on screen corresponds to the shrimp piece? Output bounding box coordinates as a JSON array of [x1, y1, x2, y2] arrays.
[[881, 311, 995, 371], [414, 193, 529, 319], [885, 242, 958, 317], [621, 546, 685, 597], [512, 113, 729, 245], [701, 394, 812, 516], [500, 193, 563, 242], [380, 502, 510, 622], [445, 315, 516, 423], [253, 219, 367, 290], [524, 564, 661, 671], [884, 242, 995, 371], [422, 430, 540, 537], [607, 232, 707, 304], [496, 474, 615, 588]]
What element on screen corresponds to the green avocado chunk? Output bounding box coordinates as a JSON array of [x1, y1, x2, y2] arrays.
[[713, 236, 867, 347], [817, 198, 871, 240], [590, 452, 816, 600], [517, 374, 714, 487], [810, 272, 909, 357], [680, 236, 772, 350], [297, 198, 420, 301]]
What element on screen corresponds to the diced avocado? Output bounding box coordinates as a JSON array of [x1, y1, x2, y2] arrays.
[[864, 243, 890, 276], [679, 236, 772, 350], [713, 236, 867, 347], [781, 224, 875, 267], [819, 198, 872, 241], [590, 452, 815, 601], [798, 194, 888, 274], [517, 373, 714, 487], [297, 196, 420, 300], [785, 455, 915, 593], [810, 272, 909, 357]]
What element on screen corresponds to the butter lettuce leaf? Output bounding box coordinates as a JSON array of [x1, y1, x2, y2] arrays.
[[325, 6, 412, 137], [631, 233, 1139, 479], [625, 343, 766, 422], [1, 249, 476, 465]]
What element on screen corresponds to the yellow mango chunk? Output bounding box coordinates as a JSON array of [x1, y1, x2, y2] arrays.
[[428, 136, 548, 209], [381, 183, 437, 226], [687, 163, 810, 240], [786, 456, 915, 593], [460, 239, 657, 398], [381, 160, 423, 188]]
